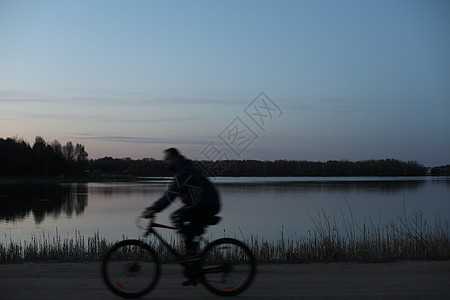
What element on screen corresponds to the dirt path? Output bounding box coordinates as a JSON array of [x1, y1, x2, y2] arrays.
[[1, 261, 449, 299]]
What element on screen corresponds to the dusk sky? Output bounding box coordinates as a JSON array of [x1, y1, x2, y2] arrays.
[[1, 0, 449, 166]]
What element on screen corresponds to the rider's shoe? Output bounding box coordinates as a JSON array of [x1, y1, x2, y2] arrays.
[[182, 278, 198, 286], [177, 254, 200, 264]]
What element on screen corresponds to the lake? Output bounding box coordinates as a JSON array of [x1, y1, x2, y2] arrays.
[[1, 177, 449, 243]]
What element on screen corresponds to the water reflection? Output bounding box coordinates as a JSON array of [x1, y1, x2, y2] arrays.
[[88, 182, 166, 196], [216, 179, 425, 195], [0, 183, 88, 224]]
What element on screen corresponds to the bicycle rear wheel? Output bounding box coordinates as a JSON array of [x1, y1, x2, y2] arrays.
[[101, 239, 160, 298], [200, 238, 256, 296]]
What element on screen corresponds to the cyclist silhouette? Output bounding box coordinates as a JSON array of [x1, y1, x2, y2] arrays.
[[143, 148, 221, 256]]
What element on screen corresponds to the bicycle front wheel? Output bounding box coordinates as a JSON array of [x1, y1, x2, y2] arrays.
[[200, 238, 256, 296], [101, 239, 160, 298]]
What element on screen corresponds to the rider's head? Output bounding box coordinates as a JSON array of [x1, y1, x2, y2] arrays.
[[163, 148, 181, 171]]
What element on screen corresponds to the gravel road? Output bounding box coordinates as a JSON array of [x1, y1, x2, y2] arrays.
[[1, 261, 449, 299]]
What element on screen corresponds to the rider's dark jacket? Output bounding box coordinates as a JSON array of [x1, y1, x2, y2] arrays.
[[151, 156, 220, 212]]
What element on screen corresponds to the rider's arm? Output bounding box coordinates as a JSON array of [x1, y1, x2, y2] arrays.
[[150, 176, 182, 212]]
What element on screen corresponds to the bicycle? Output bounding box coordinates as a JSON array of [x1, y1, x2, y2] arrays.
[[101, 215, 256, 298]]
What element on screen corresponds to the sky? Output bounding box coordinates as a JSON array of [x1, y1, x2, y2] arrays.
[[1, 0, 449, 166]]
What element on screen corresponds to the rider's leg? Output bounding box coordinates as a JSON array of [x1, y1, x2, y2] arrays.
[[171, 207, 197, 255], [171, 203, 220, 255], [186, 204, 220, 254], [171, 204, 220, 286]]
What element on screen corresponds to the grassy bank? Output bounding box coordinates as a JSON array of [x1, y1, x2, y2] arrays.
[[1, 210, 448, 263], [250, 210, 449, 262]]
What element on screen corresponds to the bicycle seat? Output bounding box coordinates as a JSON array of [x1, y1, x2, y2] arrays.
[[204, 216, 221, 225]]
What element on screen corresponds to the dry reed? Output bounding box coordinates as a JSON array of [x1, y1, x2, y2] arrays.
[[1, 209, 448, 263]]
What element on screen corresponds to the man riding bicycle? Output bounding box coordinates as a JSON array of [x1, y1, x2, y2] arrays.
[[143, 148, 221, 256], [102, 150, 254, 293]]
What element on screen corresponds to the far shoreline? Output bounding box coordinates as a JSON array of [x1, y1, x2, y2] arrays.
[[1, 175, 448, 185]]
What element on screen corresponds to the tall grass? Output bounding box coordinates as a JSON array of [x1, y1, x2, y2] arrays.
[[1, 210, 448, 263], [1, 230, 112, 262], [249, 208, 449, 262]]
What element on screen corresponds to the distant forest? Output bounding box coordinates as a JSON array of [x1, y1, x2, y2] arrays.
[[0, 137, 88, 176], [1, 136, 448, 177]]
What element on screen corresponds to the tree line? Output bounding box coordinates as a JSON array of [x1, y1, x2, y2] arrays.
[[209, 159, 426, 177], [0, 137, 88, 176], [1, 136, 430, 177], [428, 165, 450, 176]]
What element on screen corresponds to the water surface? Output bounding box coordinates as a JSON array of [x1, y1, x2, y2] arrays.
[[1, 177, 448, 243]]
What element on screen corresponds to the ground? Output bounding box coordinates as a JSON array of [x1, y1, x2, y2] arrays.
[[1, 261, 449, 299]]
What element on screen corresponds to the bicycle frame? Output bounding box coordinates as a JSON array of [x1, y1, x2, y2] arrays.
[[142, 218, 184, 260]]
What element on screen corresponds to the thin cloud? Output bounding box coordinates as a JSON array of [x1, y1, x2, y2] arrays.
[[112, 117, 202, 123], [74, 135, 208, 145], [0, 89, 245, 107], [3, 110, 202, 123], [284, 99, 394, 113], [142, 97, 245, 107]]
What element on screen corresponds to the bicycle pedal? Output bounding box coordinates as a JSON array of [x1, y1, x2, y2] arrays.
[[182, 279, 198, 286], [177, 255, 200, 264]]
